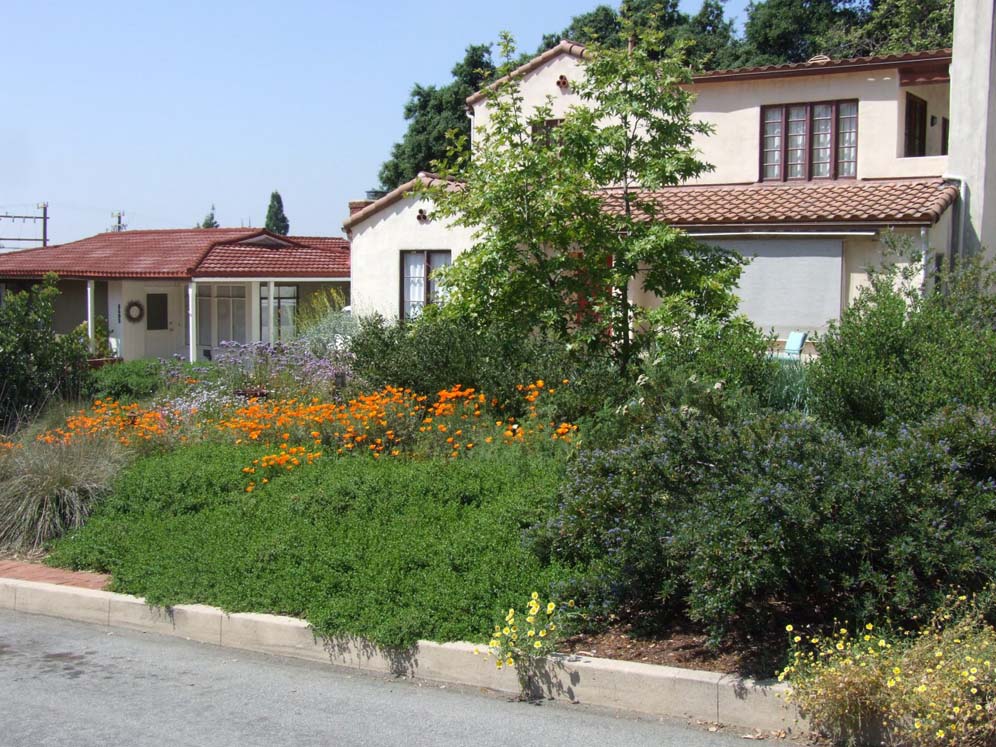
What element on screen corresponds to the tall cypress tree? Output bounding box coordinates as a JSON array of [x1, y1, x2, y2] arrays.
[[265, 191, 289, 235]]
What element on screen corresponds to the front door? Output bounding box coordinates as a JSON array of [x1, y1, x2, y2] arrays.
[[144, 285, 185, 359]]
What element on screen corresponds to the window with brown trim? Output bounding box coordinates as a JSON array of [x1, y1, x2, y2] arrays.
[[400, 250, 451, 320], [760, 100, 859, 181], [904, 94, 927, 157], [530, 118, 564, 146]]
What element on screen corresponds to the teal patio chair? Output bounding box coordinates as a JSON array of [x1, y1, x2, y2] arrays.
[[773, 331, 808, 360]]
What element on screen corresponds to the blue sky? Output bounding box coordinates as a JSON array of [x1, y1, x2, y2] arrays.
[[0, 1, 750, 245]]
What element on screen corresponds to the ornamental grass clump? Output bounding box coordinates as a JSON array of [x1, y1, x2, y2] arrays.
[[782, 596, 996, 747], [0, 434, 127, 552], [476, 592, 574, 670]]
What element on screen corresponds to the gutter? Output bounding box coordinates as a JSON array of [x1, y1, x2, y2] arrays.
[[689, 230, 878, 238]]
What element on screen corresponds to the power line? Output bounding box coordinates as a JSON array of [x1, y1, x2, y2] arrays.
[[0, 202, 48, 247]]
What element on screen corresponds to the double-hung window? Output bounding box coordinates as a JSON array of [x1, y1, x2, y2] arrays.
[[401, 250, 451, 320], [761, 100, 858, 181]]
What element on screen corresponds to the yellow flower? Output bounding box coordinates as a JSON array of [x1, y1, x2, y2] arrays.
[[502, 627, 510, 635], [505, 657, 514, 666], [785, 625, 794, 632], [527, 630, 535, 637], [567, 600, 575, 608], [546, 602, 555, 614], [527, 616, 535, 624], [531, 592, 539, 600], [534, 641, 542, 649], [539, 630, 547, 638], [866, 623, 874, 631]]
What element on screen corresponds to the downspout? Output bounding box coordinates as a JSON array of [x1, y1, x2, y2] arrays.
[[941, 174, 968, 261]]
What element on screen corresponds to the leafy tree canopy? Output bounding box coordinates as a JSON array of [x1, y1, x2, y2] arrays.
[[378, 45, 495, 190], [814, 0, 954, 58], [264, 190, 290, 235], [428, 28, 746, 375]]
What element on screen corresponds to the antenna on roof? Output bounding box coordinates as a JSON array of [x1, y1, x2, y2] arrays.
[[108, 211, 127, 232]]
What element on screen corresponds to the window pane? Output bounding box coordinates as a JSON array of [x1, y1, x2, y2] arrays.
[[427, 251, 452, 305], [836, 101, 858, 177], [231, 286, 246, 299], [402, 252, 426, 318], [218, 297, 232, 342], [277, 285, 298, 299], [277, 299, 296, 339], [232, 299, 247, 343], [147, 293, 168, 331], [197, 297, 211, 346], [197, 285, 211, 298], [761, 108, 784, 180], [216, 286, 233, 298], [260, 298, 270, 340]]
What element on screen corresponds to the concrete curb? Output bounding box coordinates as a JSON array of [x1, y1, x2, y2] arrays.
[[0, 576, 805, 734]]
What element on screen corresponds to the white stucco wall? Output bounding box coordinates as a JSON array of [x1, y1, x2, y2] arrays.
[[948, 0, 996, 257], [471, 50, 950, 184], [348, 196, 476, 319]]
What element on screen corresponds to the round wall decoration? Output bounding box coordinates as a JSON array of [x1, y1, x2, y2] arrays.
[[124, 300, 145, 323]]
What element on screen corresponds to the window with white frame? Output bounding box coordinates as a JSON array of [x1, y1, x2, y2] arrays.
[[196, 285, 248, 348], [401, 250, 451, 320], [260, 284, 298, 341]]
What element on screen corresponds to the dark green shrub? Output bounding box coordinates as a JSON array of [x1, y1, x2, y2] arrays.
[[0, 275, 90, 429], [49, 444, 568, 648], [86, 359, 164, 401], [544, 406, 996, 646], [810, 254, 996, 431]]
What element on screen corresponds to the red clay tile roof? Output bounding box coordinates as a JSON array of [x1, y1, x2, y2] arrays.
[[0, 228, 350, 280], [601, 178, 959, 228], [690, 49, 951, 84], [195, 236, 349, 278], [466, 40, 587, 107]]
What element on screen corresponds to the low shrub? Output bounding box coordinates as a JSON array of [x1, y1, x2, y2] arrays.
[[87, 359, 165, 401], [542, 405, 996, 649], [783, 597, 996, 747], [810, 252, 996, 432], [0, 435, 128, 552], [48, 443, 569, 649]]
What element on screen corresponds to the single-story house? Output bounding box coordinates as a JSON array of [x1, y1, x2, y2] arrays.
[[0, 228, 350, 362]]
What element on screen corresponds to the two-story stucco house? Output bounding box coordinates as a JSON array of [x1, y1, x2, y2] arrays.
[[344, 11, 990, 342]]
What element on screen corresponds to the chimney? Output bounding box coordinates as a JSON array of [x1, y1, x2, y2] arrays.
[[348, 200, 374, 215], [948, 0, 996, 258]]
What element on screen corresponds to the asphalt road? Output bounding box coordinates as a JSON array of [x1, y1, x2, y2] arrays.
[[0, 609, 754, 747]]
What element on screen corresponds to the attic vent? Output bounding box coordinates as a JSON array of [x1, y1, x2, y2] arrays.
[[556, 74, 570, 90], [807, 54, 832, 64], [416, 208, 430, 224]]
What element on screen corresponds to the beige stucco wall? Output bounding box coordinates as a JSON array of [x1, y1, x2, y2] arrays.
[[348, 196, 476, 319], [471, 51, 950, 184], [948, 0, 996, 258]]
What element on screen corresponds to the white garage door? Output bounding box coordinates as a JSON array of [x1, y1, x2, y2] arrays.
[[712, 238, 843, 337]]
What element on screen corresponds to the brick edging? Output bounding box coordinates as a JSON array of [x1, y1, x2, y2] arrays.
[[0, 577, 805, 734]]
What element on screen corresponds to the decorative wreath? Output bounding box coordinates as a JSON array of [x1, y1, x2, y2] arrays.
[[124, 300, 145, 323]]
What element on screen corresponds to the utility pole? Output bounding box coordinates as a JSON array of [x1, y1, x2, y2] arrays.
[[0, 202, 49, 248], [109, 211, 127, 232]]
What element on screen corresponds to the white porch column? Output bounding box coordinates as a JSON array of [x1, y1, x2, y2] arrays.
[[267, 280, 276, 345], [188, 281, 197, 363], [85, 280, 96, 350], [250, 282, 261, 342]]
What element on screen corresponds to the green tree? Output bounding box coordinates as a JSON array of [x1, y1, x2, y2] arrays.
[[674, 0, 741, 70], [378, 45, 495, 190], [428, 30, 745, 375], [815, 0, 953, 58], [740, 0, 861, 65], [264, 190, 289, 235], [199, 205, 220, 229], [0, 274, 89, 429]]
